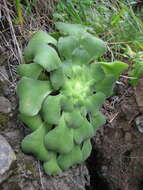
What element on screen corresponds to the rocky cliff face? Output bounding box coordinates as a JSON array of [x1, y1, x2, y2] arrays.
[[87, 80, 143, 190], [1, 49, 143, 190], [0, 53, 90, 190]]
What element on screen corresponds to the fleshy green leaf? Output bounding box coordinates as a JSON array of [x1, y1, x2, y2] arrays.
[[50, 67, 65, 90], [85, 92, 106, 114], [95, 74, 117, 96], [18, 113, 44, 131], [100, 61, 128, 76], [43, 153, 62, 176], [90, 63, 105, 83], [64, 110, 83, 128], [58, 144, 82, 170], [21, 125, 50, 161], [72, 48, 90, 65], [58, 36, 79, 59], [81, 33, 106, 59], [81, 139, 92, 161], [91, 111, 106, 132], [34, 44, 61, 71], [60, 95, 74, 112], [62, 60, 73, 78], [41, 95, 61, 125], [17, 63, 43, 79], [74, 118, 94, 144], [44, 116, 74, 154], [17, 77, 51, 116], [24, 31, 57, 62], [55, 22, 87, 37]]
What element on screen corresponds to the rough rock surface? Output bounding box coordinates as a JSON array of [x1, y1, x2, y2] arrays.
[[134, 78, 143, 113], [0, 115, 89, 190], [0, 135, 16, 183], [87, 86, 143, 190], [0, 55, 90, 189], [0, 75, 89, 190], [0, 96, 11, 114], [135, 115, 143, 133], [1, 45, 143, 190], [0, 154, 89, 190]]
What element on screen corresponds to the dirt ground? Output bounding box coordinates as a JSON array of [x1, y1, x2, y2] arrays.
[[87, 79, 143, 190]]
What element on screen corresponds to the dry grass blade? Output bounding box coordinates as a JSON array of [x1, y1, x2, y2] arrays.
[[2, 0, 22, 64], [0, 0, 58, 91]]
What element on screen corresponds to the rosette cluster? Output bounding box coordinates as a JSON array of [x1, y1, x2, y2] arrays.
[[17, 22, 128, 175]]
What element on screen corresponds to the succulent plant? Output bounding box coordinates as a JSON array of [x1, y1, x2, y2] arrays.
[[17, 22, 128, 176]]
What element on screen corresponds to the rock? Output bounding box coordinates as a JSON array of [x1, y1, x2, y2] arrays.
[[0, 135, 16, 184], [135, 115, 143, 133], [121, 95, 139, 122], [125, 132, 132, 142], [87, 88, 143, 190], [0, 96, 11, 114], [134, 78, 143, 113], [0, 159, 89, 190], [5, 130, 23, 148], [44, 165, 90, 190]]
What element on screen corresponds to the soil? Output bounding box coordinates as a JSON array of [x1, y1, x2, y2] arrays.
[[87, 82, 143, 190]]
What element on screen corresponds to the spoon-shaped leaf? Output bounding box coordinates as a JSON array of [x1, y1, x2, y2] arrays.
[[55, 22, 87, 37], [43, 153, 62, 176], [64, 110, 83, 128], [58, 144, 82, 170], [17, 77, 51, 116], [18, 113, 43, 131], [72, 48, 90, 65], [81, 139, 92, 161], [90, 111, 106, 132], [21, 125, 50, 161], [24, 30, 57, 62], [44, 116, 74, 154], [100, 61, 128, 76], [74, 118, 94, 144], [60, 95, 74, 112], [95, 74, 117, 97], [17, 63, 43, 79], [81, 33, 106, 59], [50, 67, 65, 90], [41, 95, 61, 125], [85, 92, 106, 114], [34, 44, 61, 71], [90, 63, 105, 83], [62, 60, 73, 78], [58, 36, 79, 59]]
